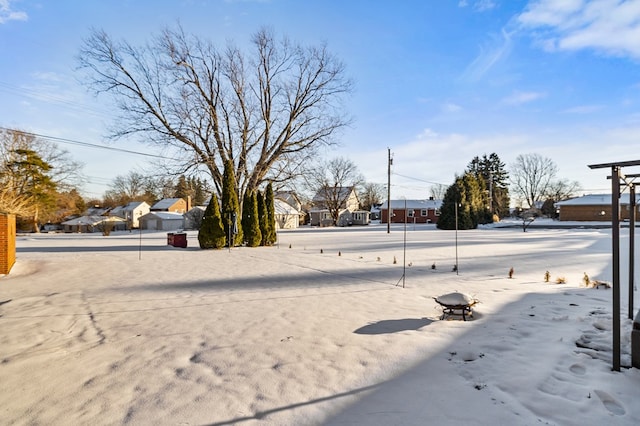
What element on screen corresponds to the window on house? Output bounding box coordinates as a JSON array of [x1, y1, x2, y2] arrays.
[[435, 209, 441, 216], [407, 209, 414, 218], [421, 209, 427, 216]]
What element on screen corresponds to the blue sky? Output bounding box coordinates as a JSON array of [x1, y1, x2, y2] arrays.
[[1, 0, 640, 201]]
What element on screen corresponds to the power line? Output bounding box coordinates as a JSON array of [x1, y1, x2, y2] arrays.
[[0, 81, 110, 118], [392, 171, 446, 186], [0, 127, 172, 160]]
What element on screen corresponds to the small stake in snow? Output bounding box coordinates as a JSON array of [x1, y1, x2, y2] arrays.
[[544, 270, 551, 282], [393, 256, 397, 264], [320, 248, 323, 254], [338, 251, 341, 256], [431, 262, 436, 270], [452, 264, 458, 272], [508, 267, 514, 279], [583, 272, 591, 287], [289, 244, 292, 249]]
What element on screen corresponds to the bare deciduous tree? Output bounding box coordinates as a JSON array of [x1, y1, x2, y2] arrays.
[[358, 182, 385, 211], [429, 183, 447, 200], [103, 171, 149, 205], [510, 153, 558, 209], [78, 26, 353, 205], [306, 157, 363, 225], [546, 178, 581, 202]]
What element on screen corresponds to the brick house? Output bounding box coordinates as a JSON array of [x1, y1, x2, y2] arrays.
[[555, 194, 640, 221], [151, 198, 188, 214], [380, 198, 442, 224]]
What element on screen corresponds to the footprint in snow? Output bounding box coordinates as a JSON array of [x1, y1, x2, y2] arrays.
[[569, 363, 586, 376], [594, 390, 625, 416]]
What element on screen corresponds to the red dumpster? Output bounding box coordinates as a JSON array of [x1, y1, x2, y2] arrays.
[[171, 232, 187, 248]]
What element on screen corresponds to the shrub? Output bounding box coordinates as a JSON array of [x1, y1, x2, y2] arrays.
[[198, 194, 226, 249]]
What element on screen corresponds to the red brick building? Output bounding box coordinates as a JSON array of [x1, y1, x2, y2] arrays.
[[380, 199, 442, 224]]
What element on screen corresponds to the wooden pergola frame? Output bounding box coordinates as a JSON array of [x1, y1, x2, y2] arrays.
[[588, 160, 640, 371]]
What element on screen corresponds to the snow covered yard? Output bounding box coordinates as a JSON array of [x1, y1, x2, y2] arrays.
[[1, 224, 639, 425]]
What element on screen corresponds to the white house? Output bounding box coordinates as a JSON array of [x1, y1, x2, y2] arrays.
[[109, 201, 150, 229], [274, 199, 302, 229], [309, 186, 360, 227]]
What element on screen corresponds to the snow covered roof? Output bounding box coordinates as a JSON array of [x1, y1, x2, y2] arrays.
[[151, 198, 184, 210], [312, 187, 355, 203], [380, 199, 442, 210], [61, 215, 125, 226], [274, 199, 300, 215], [555, 193, 640, 206], [143, 211, 185, 220]]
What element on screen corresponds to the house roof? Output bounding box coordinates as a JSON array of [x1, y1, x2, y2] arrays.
[[274, 199, 300, 215], [312, 187, 355, 203], [84, 207, 109, 216], [555, 193, 640, 206], [151, 198, 185, 210], [275, 191, 302, 208], [109, 201, 150, 217], [380, 199, 442, 210], [142, 211, 185, 220], [61, 215, 126, 226]]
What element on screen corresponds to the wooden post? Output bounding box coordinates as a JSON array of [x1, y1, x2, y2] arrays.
[[0, 213, 16, 275]]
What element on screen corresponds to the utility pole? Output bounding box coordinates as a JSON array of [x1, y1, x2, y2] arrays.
[[387, 148, 392, 234]]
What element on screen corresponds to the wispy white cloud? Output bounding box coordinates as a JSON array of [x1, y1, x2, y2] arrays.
[[461, 28, 513, 82], [502, 90, 546, 105], [442, 102, 463, 113], [475, 0, 498, 12], [517, 0, 640, 59], [458, 0, 497, 12], [0, 0, 27, 24], [561, 104, 604, 114]]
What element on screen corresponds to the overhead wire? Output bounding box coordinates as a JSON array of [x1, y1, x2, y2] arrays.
[[0, 126, 173, 160]]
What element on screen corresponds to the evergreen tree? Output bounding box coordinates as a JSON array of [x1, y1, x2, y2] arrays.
[[437, 173, 485, 230], [243, 191, 262, 247], [174, 175, 190, 200], [467, 153, 510, 219], [198, 194, 226, 249], [241, 191, 252, 244], [256, 190, 269, 246], [193, 178, 207, 206], [6, 148, 57, 232], [221, 159, 243, 246], [265, 183, 277, 245], [461, 172, 487, 227]]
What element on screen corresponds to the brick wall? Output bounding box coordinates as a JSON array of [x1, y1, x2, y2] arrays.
[[0, 213, 16, 275], [559, 205, 638, 221]]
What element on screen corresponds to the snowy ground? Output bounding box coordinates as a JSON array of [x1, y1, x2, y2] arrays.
[[1, 222, 639, 425]]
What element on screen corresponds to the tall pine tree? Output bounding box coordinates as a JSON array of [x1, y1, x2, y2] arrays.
[[174, 175, 190, 201], [242, 191, 262, 247], [198, 194, 226, 249], [256, 190, 269, 246], [265, 183, 277, 245], [221, 159, 243, 247], [437, 173, 486, 230], [467, 153, 510, 219]]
